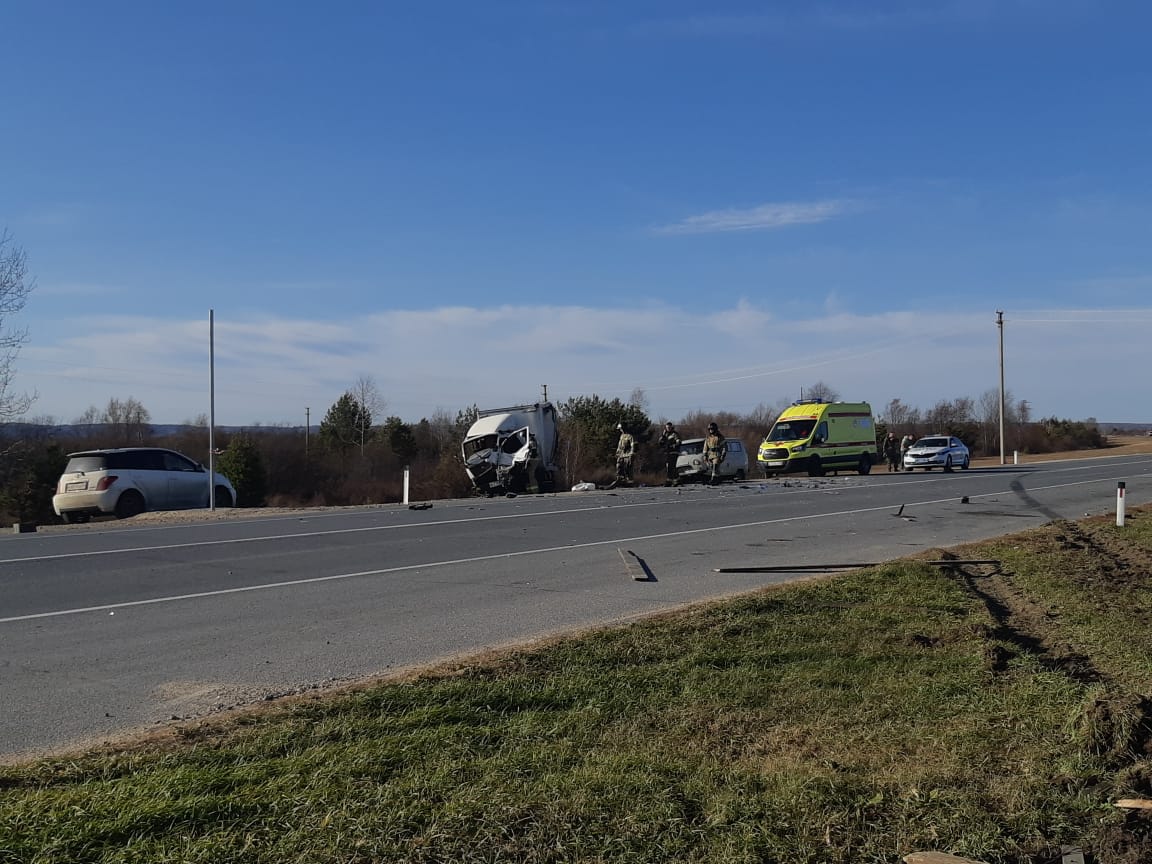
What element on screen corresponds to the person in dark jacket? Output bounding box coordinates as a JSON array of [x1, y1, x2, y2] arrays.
[[882, 432, 901, 472], [658, 421, 682, 486]]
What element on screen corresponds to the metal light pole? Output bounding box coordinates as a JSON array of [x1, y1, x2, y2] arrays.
[[997, 310, 1006, 465], [209, 309, 216, 509]]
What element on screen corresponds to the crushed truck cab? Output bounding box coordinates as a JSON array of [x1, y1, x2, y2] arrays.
[[462, 402, 559, 495], [758, 399, 877, 477]]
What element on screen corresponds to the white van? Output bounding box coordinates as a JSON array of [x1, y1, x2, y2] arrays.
[[676, 438, 749, 483]]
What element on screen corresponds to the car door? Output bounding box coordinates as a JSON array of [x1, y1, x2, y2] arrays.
[[123, 450, 169, 508], [163, 451, 207, 508]]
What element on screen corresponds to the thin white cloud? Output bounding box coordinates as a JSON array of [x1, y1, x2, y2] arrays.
[[654, 200, 853, 235], [15, 304, 1152, 427]]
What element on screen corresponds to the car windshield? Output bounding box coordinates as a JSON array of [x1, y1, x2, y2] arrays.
[[916, 438, 950, 448], [765, 420, 816, 442], [680, 441, 703, 455]]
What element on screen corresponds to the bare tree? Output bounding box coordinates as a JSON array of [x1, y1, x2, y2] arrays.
[[884, 398, 913, 429], [0, 230, 36, 420], [803, 381, 839, 402], [350, 375, 386, 455], [103, 396, 152, 444], [977, 389, 1005, 455], [427, 407, 460, 452]]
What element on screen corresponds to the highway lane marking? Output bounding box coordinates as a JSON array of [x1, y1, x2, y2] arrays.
[[0, 473, 1140, 625], [0, 500, 684, 564], [0, 464, 1147, 567]]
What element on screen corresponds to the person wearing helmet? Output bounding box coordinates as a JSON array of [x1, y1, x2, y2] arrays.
[[703, 422, 727, 485], [615, 422, 635, 486], [657, 421, 682, 486]]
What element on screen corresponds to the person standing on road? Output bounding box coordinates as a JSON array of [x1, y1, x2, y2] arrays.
[[615, 423, 635, 486], [882, 432, 901, 472], [900, 433, 915, 471], [703, 422, 728, 486], [658, 421, 682, 486]]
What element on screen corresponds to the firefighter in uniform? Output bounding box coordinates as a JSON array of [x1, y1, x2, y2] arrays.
[[703, 422, 727, 486], [615, 423, 635, 486]]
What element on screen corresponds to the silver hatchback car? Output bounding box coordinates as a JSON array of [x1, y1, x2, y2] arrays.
[[903, 436, 970, 472], [52, 447, 236, 522]]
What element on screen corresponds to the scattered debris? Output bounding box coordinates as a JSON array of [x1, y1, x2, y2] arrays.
[[1115, 798, 1152, 809], [570, 482, 596, 492], [903, 853, 990, 864], [618, 548, 655, 581], [961, 496, 970, 504], [894, 504, 905, 517], [408, 502, 433, 510]]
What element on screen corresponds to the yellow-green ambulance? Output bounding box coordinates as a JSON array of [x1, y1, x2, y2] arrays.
[[757, 400, 878, 477]]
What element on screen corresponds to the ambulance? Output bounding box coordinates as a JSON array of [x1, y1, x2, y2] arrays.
[[757, 400, 878, 477]]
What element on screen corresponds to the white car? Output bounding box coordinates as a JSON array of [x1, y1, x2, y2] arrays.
[[52, 447, 236, 523], [676, 438, 749, 483], [903, 436, 970, 472]]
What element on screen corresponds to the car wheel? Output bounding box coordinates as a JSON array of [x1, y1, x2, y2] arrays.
[[214, 486, 234, 507], [857, 453, 872, 475], [114, 490, 146, 519], [944, 456, 953, 473], [734, 469, 746, 482], [961, 456, 970, 470], [807, 456, 824, 477]]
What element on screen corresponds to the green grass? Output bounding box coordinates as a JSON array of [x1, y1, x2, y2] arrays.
[[4, 509, 1152, 863]]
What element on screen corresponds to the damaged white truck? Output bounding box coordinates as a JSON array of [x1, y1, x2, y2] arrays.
[[461, 402, 560, 495]]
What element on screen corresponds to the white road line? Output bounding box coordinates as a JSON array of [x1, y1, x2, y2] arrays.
[[0, 500, 670, 565], [0, 473, 1133, 625]]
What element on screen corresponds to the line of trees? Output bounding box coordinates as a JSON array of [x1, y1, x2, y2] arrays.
[[0, 376, 1110, 524]]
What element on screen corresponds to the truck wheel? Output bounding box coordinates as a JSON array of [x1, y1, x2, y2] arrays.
[[857, 454, 872, 475], [807, 456, 824, 477]]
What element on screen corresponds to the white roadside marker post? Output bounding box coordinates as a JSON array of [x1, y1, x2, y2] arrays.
[[403, 466, 410, 506], [1117, 481, 1126, 527]]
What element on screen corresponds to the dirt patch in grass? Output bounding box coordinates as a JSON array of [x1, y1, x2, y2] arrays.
[[933, 512, 1152, 863]]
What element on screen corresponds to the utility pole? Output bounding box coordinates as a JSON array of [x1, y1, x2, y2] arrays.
[[209, 309, 216, 510], [541, 384, 548, 402], [305, 407, 310, 459], [997, 310, 1006, 465]]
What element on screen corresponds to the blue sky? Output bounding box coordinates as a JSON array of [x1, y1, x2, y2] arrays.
[[4, 0, 1152, 427]]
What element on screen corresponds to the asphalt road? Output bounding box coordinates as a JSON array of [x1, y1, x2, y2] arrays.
[[3, 453, 1151, 761]]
